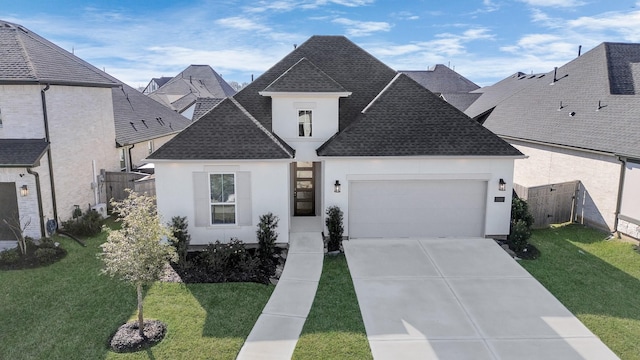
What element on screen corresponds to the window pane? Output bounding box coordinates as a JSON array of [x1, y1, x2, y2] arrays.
[[296, 191, 312, 199], [298, 110, 312, 137], [223, 174, 235, 202], [212, 205, 236, 224], [296, 202, 313, 210], [297, 161, 313, 168], [210, 174, 222, 202], [297, 180, 313, 189], [296, 170, 313, 178]]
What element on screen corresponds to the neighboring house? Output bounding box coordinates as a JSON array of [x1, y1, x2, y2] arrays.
[[401, 65, 481, 112], [147, 65, 236, 119], [0, 20, 120, 242], [111, 83, 192, 171], [466, 42, 640, 239], [0, 20, 193, 246], [142, 77, 171, 95], [148, 36, 522, 245]]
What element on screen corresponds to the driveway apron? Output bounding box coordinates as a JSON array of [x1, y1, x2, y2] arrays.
[[343, 238, 619, 360]]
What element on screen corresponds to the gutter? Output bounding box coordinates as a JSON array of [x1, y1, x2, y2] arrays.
[[26, 167, 45, 238], [40, 83, 59, 227]]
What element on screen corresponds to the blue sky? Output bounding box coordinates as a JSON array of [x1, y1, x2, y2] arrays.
[[2, 0, 639, 88]]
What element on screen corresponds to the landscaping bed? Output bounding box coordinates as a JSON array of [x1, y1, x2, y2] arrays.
[[0, 239, 67, 270]]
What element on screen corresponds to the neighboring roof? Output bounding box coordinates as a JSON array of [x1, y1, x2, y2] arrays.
[[464, 72, 544, 119], [148, 98, 294, 160], [152, 77, 172, 88], [0, 20, 118, 87], [111, 83, 193, 146], [401, 65, 480, 111], [234, 36, 397, 131], [0, 139, 49, 167], [192, 97, 224, 121], [262, 58, 348, 93], [317, 74, 522, 157], [147, 65, 236, 112], [474, 42, 640, 159], [153, 35, 520, 161]]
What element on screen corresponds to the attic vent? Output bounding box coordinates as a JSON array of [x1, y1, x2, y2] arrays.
[[18, 26, 28, 33], [569, 111, 576, 117], [596, 100, 607, 111], [156, 117, 165, 126], [537, 74, 545, 79], [169, 123, 173, 130], [557, 101, 564, 111], [130, 122, 137, 131], [141, 119, 148, 128], [528, 75, 536, 79]]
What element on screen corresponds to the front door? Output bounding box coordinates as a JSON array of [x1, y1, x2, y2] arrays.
[[294, 162, 315, 216], [0, 182, 19, 240]]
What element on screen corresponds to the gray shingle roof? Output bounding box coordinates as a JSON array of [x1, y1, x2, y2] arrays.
[[192, 97, 224, 121], [112, 83, 193, 146], [476, 42, 640, 159], [0, 20, 118, 87], [401, 65, 480, 111], [153, 36, 520, 160], [464, 72, 544, 119], [147, 65, 236, 111], [262, 58, 348, 93], [317, 74, 521, 157], [148, 98, 293, 160], [234, 36, 397, 131], [0, 139, 49, 167]]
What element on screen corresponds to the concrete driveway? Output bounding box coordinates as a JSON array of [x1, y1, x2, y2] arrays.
[[343, 238, 619, 360]]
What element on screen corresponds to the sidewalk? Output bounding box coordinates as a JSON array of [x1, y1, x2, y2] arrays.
[[236, 230, 324, 359]]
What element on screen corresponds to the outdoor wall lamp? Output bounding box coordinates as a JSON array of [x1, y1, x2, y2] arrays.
[[20, 185, 28, 197], [499, 178, 506, 192], [334, 180, 341, 193]]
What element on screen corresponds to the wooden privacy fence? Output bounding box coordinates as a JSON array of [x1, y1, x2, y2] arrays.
[[104, 172, 152, 207], [134, 174, 156, 197], [514, 180, 579, 229]]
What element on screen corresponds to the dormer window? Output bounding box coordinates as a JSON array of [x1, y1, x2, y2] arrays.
[[298, 110, 312, 137]]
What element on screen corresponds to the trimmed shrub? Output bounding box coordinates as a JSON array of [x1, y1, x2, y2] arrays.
[[325, 206, 344, 252], [0, 248, 20, 265], [34, 247, 59, 264], [169, 216, 190, 264], [257, 213, 278, 260], [509, 197, 535, 254], [196, 239, 261, 282], [62, 209, 103, 237]]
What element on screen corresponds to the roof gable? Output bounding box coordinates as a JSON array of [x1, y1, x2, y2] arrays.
[[401, 65, 479, 94], [148, 98, 293, 160], [0, 20, 118, 87], [233, 35, 397, 131], [262, 58, 348, 93], [318, 74, 522, 157]]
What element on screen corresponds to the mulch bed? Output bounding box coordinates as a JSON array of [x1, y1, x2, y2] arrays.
[[0, 244, 67, 270], [109, 320, 167, 353]]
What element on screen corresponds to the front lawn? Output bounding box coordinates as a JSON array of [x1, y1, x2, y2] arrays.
[[293, 254, 372, 360], [0, 228, 273, 360], [521, 224, 640, 360]]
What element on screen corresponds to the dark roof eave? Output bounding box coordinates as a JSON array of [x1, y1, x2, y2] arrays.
[[0, 79, 119, 88]]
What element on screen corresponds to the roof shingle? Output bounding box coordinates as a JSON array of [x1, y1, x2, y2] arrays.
[[0, 139, 49, 167]]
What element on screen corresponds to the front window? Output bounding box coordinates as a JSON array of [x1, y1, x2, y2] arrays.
[[210, 173, 236, 224], [298, 110, 312, 137]]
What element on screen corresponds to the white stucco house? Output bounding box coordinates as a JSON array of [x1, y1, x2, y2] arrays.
[[466, 42, 640, 239], [0, 20, 191, 245], [148, 36, 523, 245]]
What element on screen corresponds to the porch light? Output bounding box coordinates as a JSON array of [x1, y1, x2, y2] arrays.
[[20, 185, 28, 197], [334, 180, 341, 193], [498, 178, 506, 192]]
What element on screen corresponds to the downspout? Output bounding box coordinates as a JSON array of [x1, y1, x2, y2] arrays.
[[40, 84, 59, 226], [127, 143, 135, 172], [26, 167, 45, 238], [614, 156, 627, 237]]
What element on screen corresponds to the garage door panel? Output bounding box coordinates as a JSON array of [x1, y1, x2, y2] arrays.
[[349, 180, 486, 238]]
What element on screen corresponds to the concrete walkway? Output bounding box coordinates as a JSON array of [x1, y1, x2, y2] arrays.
[[344, 238, 619, 360], [236, 229, 324, 359]]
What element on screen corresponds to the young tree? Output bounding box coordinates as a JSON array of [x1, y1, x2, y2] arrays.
[[2, 213, 31, 255], [100, 190, 177, 336]]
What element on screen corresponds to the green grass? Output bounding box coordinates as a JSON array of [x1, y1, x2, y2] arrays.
[[293, 254, 372, 360], [521, 224, 640, 360], [0, 227, 273, 360]]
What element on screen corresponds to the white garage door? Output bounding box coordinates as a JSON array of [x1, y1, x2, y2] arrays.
[[349, 180, 487, 238]]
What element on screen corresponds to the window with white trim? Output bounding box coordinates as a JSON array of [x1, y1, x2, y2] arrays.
[[210, 173, 236, 224], [298, 110, 312, 137]]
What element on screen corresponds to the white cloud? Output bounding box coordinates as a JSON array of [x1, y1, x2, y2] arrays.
[[332, 17, 391, 37], [519, 0, 586, 7], [215, 17, 267, 31]]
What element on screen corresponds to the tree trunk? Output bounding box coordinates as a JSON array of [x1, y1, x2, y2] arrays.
[[137, 283, 144, 337]]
